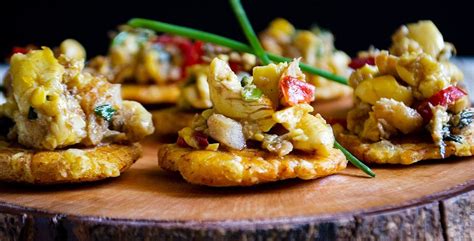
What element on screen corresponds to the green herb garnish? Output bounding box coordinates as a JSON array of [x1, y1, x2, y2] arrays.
[[335, 141, 375, 177], [242, 85, 263, 101], [28, 107, 38, 120], [230, 0, 271, 65], [94, 104, 116, 121]]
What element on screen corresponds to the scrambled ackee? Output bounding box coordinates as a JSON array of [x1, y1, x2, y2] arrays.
[[177, 58, 335, 157], [260, 18, 352, 100], [0, 45, 154, 150], [342, 20, 472, 161]]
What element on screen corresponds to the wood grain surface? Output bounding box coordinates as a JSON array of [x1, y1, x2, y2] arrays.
[[0, 96, 473, 241]]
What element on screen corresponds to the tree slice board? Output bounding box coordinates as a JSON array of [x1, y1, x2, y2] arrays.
[[0, 97, 473, 241]]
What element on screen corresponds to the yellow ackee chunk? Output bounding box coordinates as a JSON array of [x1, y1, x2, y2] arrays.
[[10, 47, 65, 114], [355, 75, 413, 106], [407, 21, 444, 58], [30, 87, 47, 108], [267, 18, 295, 39], [59, 39, 86, 61], [252, 62, 287, 107], [273, 104, 334, 156]]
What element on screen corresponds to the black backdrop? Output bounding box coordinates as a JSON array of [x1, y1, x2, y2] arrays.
[[2, 0, 473, 60]]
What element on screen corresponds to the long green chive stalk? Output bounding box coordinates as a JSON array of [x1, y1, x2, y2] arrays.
[[128, 16, 374, 177], [229, 0, 271, 65], [228, 0, 374, 178], [335, 141, 375, 177], [128, 18, 348, 85]]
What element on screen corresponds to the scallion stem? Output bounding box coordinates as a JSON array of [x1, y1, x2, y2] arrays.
[[335, 141, 375, 177], [229, 0, 271, 65], [127, 18, 348, 85]]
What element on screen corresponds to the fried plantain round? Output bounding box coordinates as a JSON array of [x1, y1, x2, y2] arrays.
[[0, 143, 142, 184], [158, 144, 347, 187], [121, 84, 180, 105], [335, 125, 474, 165]]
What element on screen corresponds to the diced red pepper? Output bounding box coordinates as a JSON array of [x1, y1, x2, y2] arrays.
[[229, 61, 242, 73], [193, 131, 209, 149], [417, 86, 467, 121], [279, 76, 316, 106], [176, 136, 190, 148], [348, 56, 375, 69], [12, 47, 30, 55], [155, 36, 204, 77]]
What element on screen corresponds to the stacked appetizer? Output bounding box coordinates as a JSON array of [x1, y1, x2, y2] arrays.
[[335, 21, 472, 164], [0, 44, 154, 184], [158, 58, 347, 186]]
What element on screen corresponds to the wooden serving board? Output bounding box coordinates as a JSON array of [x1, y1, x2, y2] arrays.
[[0, 97, 473, 241]]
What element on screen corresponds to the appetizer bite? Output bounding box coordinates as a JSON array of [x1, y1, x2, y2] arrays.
[[260, 18, 352, 100], [158, 58, 347, 186], [0, 46, 154, 184], [336, 20, 472, 164]]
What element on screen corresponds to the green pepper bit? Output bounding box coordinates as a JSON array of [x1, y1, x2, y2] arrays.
[[94, 104, 116, 121]]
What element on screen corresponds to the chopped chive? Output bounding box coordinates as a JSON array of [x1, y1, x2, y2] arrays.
[[127, 18, 348, 85], [229, 0, 271, 65], [94, 104, 116, 121], [334, 141, 375, 177]]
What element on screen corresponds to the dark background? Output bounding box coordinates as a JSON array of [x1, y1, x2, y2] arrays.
[[2, 0, 473, 60]]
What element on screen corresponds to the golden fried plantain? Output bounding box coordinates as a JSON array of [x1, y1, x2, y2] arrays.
[[0, 143, 141, 184], [158, 144, 347, 187], [121, 84, 180, 104], [152, 108, 195, 137], [335, 124, 474, 165]]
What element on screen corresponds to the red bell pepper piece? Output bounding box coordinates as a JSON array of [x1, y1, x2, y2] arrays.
[[279, 76, 316, 106], [229, 61, 242, 73], [417, 86, 467, 120], [193, 131, 209, 149], [176, 131, 209, 149], [348, 56, 375, 69], [155, 36, 204, 77], [12, 47, 30, 55], [176, 136, 190, 148]]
